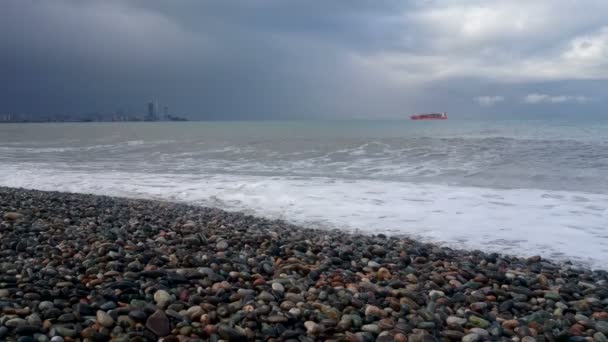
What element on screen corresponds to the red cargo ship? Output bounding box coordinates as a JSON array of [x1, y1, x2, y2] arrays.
[[410, 112, 448, 120]]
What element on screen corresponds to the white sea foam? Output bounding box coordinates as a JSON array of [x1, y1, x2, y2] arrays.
[[1, 164, 606, 269]]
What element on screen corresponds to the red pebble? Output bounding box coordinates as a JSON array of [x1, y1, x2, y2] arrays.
[[569, 324, 585, 336], [253, 278, 266, 286], [592, 312, 608, 320]]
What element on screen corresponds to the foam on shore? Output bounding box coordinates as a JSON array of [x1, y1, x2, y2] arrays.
[[1, 164, 606, 269]]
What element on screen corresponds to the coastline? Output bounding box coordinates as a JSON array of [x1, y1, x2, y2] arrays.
[[0, 187, 607, 341]]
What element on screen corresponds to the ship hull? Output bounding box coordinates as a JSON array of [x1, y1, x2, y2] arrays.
[[410, 117, 448, 120], [410, 112, 448, 120]]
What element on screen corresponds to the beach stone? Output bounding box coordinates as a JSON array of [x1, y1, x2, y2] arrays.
[[304, 321, 322, 335], [488, 324, 503, 336], [26, 314, 41, 327], [3, 212, 23, 220], [179, 326, 192, 335], [96, 310, 114, 328], [288, 308, 301, 317], [17, 337, 36, 342], [145, 310, 170, 337], [409, 333, 438, 342], [469, 328, 489, 337], [128, 310, 147, 322], [377, 268, 391, 280], [468, 316, 490, 328], [261, 262, 274, 275], [217, 324, 246, 340], [470, 302, 488, 311], [462, 333, 480, 342], [50, 337, 64, 342], [0, 289, 9, 298], [597, 321, 608, 335], [57, 313, 76, 323], [544, 292, 561, 301], [593, 312, 608, 320], [154, 290, 172, 308], [280, 300, 296, 310], [443, 330, 465, 339], [99, 301, 117, 310], [14, 325, 41, 335], [38, 301, 54, 311], [447, 316, 467, 326], [284, 293, 304, 303], [53, 326, 76, 338], [429, 290, 445, 299], [365, 305, 385, 317], [116, 315, 135, 329], [361, 324, 380, 334], [594, 332, 608, 342], [418, 322, 436, 329], [216, 240, 229, 251], [258, 291, 275, 302], [271, 282, 285, 293], [6, 318, 27, 328], [267, 315, 288, 323], [186, 306, 204, 320]]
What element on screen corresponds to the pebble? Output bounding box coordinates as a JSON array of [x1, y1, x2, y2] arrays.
[[271, 282, 284, 293], [447, 316, 467, 326], [128, 310, 147, 322], [462, 333, 480, 342], [53, 326, 76, 338], [216, 240, 229, 251], [6, 318, 27, 328], [0, 187, 606, 341], [146, 310, 170, 337], [96, 310, 114, 328], [38, 301, 54, 311], [377, 267, 391, 280], [594, 332, 608, 342], [597, 321, 608, 335], [0, 327, 7, 339], [304, 321, 322, 335], [468, 316, 490, 328], [154, 289, 172, 308], [361, 324, 380, 334], [218, 324, 246, 340], [3, 212, 23, 220]]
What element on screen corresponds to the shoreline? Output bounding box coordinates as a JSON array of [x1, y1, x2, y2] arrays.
[[1, 186, 607, 341]]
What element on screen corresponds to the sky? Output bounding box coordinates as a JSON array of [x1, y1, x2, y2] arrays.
[[1, 0, 607, 119]]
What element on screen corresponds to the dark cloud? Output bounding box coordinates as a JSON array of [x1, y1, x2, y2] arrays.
[[1, 0, 607, 119]]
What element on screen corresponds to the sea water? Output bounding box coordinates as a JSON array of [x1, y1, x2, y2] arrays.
[[0, 119, 606, 268]]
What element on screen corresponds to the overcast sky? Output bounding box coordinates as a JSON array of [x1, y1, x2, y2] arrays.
[[1, 0, 607, 119]]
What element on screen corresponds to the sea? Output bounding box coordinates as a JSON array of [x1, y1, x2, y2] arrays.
[[0, 119, 607, 269]]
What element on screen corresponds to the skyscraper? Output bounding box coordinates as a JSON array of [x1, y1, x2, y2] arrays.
[[147, 101, 157, 121], [163, 106, 169, 120]]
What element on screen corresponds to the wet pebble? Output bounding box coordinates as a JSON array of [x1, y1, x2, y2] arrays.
[[0, 187, 606, 341]]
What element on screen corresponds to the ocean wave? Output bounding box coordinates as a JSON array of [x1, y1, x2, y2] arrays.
[[0, 165, 606, 269]]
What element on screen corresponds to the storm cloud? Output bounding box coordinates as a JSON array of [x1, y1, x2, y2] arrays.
[[1, 0, 607, 119]]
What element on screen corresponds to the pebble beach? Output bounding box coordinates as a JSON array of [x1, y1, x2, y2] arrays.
[[1, 186, 607, 342]]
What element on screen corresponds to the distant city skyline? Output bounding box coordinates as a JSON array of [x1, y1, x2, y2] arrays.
[[1, 0, 607, 119], [0, 100, 187, 122]]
